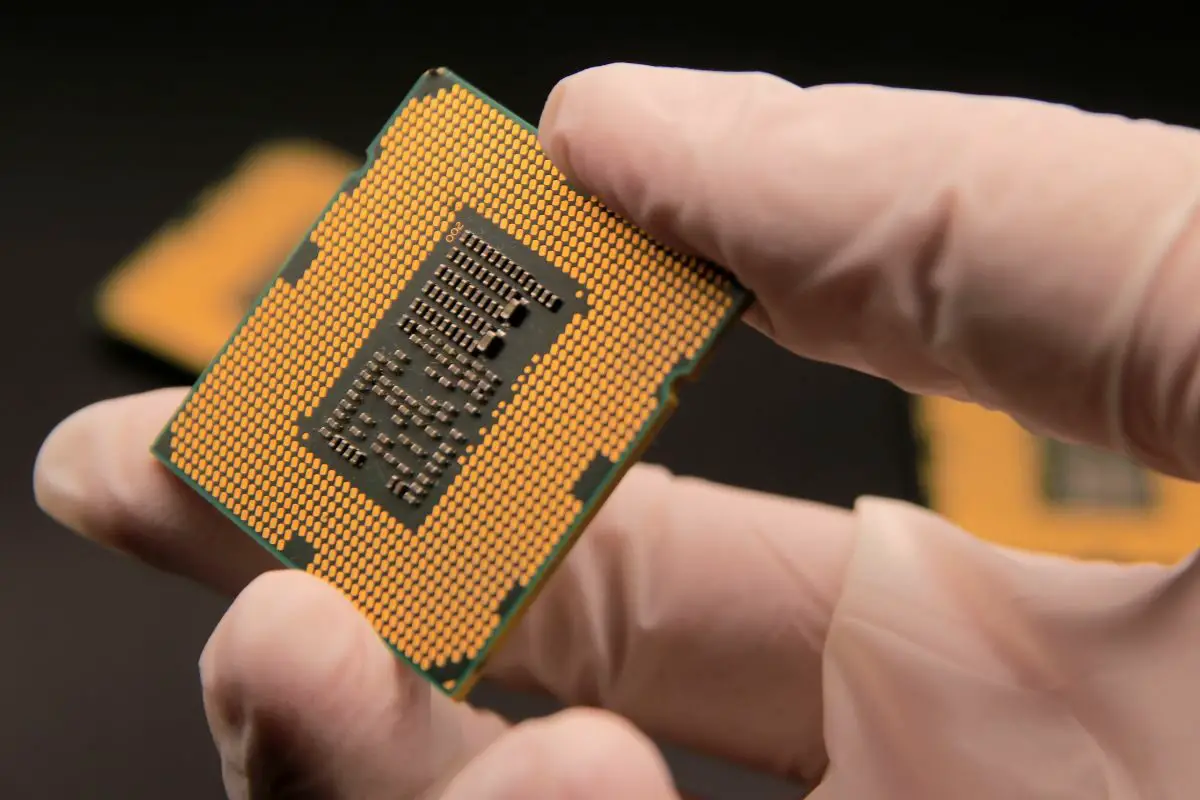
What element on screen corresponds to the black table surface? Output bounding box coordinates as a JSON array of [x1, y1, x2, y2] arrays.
[[2, 10, 1195, 798]]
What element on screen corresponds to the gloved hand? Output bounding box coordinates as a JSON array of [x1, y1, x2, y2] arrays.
[[33, 63, 1200, 799]]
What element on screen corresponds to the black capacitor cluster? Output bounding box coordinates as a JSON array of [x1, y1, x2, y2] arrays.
[[314, 226, 565, 508]]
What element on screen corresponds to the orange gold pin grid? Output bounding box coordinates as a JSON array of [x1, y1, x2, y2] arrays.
[[155, 68, 748, 697]]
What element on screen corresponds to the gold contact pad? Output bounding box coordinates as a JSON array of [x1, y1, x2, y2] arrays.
[[166, 84, 735, 692]]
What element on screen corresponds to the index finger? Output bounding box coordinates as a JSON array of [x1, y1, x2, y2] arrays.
[[538, 63, 1200, 481]]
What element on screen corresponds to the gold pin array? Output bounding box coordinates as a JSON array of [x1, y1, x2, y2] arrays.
[[167, 81, 736, 692]]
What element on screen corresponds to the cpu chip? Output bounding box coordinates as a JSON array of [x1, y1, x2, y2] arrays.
[[154, 67, 749, 698]]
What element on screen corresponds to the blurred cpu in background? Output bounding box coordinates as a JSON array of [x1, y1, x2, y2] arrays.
[[96, 140, 358, 372], [920, 397, 1200, 564]]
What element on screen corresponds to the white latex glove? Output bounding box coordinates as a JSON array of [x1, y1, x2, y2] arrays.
[[34, 63, 1200, 799]]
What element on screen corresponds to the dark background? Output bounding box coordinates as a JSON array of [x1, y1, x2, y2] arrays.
[[1, 8, 1194, 799]]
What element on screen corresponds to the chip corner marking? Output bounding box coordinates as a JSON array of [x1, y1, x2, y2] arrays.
[[571, 455, 615, 502], [280, 534, 317, 570], [274, 237, 322, 286], [417, 65, 457, 91], [654, 262, 744, 394]]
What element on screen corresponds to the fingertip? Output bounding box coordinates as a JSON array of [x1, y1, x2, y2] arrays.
[[201, 569, 509, 798], [33, 387, 278, 593], [539, 64, 626, 187], [538, 63, 676, 199], [33, 388, 187, 545], [541, 708, 675, 793], [201, 569, 397, 728], [443, 707, 677, 799], [539, 62, 649, 132], [200, 570, 426, 787], [33, 400, 96, 529], [536, 63, 803, 266], [549, 707, 674, 785]]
